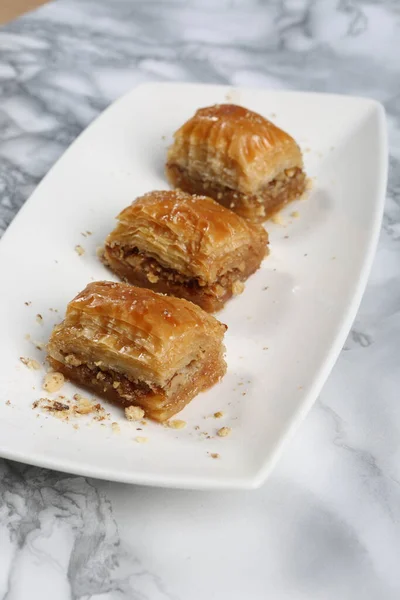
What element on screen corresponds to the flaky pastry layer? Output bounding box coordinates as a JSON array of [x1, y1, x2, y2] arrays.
[[47, 281, 227, 389]]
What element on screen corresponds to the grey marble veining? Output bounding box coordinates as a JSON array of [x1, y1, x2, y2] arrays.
[[0, 1, 400, 598]]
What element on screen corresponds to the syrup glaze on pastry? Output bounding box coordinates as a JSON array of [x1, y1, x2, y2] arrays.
[[47, 281, 227, 422], [166, 104, 306, 222], [102, 190, 268, 312]]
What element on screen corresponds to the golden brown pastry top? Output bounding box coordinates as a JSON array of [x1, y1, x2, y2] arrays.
[[167, 104, 303, 193], [105, 190, 268, 282], [48, 281, 226, 385]]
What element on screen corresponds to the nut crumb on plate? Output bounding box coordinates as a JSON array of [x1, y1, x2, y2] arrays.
[[210, 453, 220, 459], [125, 405, 145, 421], [111, 421, 120, 434], [20, 356, 41, 370], [36, 314, 43, 324], [217, 426, 231, 437], [214, 411, 224, 419], [74, 395, 95, 414], [75, 244, 85, 256], [271, 213, 284, 225], [168, 419, 187, 429], [43, 372, 65, 393], [135, 436, 148, 444], [290, 211, 299, 218]]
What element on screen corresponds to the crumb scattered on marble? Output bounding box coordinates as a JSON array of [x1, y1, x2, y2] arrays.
[[217, 426, 231, 437], [214, 411, 224, 419], [168, 419, 187, 429], [20, 356, 41, 370], [135, 436, 148, 444], [36, 314, 43, 324], [209, 452, 220, 459], [75, 244, 85, 256], [43, 372, 64, 393], [263, 346, 268, 350], [125, 405, 145, 421], [24, 301, 31, 306], [194, 425, 200, 430]]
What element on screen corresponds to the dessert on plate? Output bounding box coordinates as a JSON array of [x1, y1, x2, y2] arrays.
[[166, 103, 306, 222], [46, 281, 227, 422], [101, 189, 268, 312]]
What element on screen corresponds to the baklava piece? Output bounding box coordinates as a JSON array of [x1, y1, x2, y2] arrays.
[[102, 190, 268, 313], [47, 281, 227, 422], [166, 104, 306, 222]]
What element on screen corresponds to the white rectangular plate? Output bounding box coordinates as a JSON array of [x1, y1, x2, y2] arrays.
[[0, 83, 387, 489]]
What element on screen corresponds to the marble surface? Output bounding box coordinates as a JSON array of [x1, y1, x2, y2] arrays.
[[0, 0, 399, 598]]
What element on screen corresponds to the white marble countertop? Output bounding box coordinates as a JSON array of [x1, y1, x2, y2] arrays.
[[0, 1, 399, 598]]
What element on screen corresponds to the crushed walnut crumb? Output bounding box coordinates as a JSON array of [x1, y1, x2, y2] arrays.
[[36, 314, 43, 324], [147, 272, 159, 283], [20, 356, 41, 370], [214, 411, 224, 419], [209, 453, 220, 459], [111, 422, 120, 434], [34, 341, 45, 351], [73, 395, 95, 414], [125, 405, 145, 421], [24, 301, 32, 306], [75, 244, 85, 256], [43, 372, 65, 393], [271, 213, 284, 225], [168, 419, 187, 429], [217, 426, 231, 437], [135, 436, 148, 444]]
